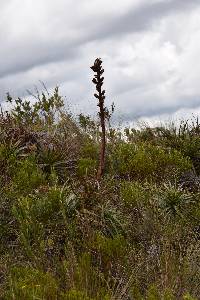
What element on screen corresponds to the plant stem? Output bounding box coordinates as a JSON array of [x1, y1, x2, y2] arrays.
[[91, 58, 106, 182]]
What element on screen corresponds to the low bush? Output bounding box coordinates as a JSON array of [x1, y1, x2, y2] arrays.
[[109, 142, 192, 181]]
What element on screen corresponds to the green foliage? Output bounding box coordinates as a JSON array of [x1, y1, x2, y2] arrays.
[[183, 293, 198, 300], [12, 196, 45, 260], [110, 142, 192, 181], [147, 119, 200, 175], [5, 266, 58, 300], [0, 88, 200, 298], [146, 286, 177, 300], [12, 186, 76, 259], [0, 142, 20, 186], [0, 193, 16, 256], [163, 289, 176, 300], [158, 184, 194, 218], [93, 233, 127, 262], [78, 113, 97, 135], [81, 140, 99, 160], [38, 146, 66, 180], [130, 285, 143, 300], [120, 181, 150, 208], [77, 140, 99, 177], [63, 289, 96, 300], [12, 157, 46, 195], [7, 86, 64, 126], [62, 253, 111, 300], [146, 284, 160, 300], [78, 158, 97, 177]]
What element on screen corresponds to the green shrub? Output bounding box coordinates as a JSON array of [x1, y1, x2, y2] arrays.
[[77, 141, 99, 177], [63, 289, 96, 300], [129, 285, 143, 300], [68, 252, 110, 299], [183, 293, 198, 300], [146, 284, 160, 300], [7, 86, 64, 126], [93, 233, 126, 259], [0, 143, 18, 185], [5, 266, 58, 300], [12, 196, 45, 260], [80, 140, 99, 160], [110, 142, 192, 181], [153, 120, 200, 174], [12, 186, 81, 264], [78, 158, 97, 177], [90, 232, 127, 279], [163, 289, 176, 300], [12, 157, 45, 195], [120, 181, 151, 208], [0, 193, 16, 255], [157, 184, 195, 218]]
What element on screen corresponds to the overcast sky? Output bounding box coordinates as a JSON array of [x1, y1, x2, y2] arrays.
[[1, 0, 200, 123]]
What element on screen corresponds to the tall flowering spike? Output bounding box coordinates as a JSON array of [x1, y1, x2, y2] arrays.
[[91, 58, 106, 183]]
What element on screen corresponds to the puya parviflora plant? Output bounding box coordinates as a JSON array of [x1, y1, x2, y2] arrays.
[[91, 58, 107, 182]]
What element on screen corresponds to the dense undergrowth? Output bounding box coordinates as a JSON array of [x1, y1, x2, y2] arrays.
[[0, 87, 200, 299]]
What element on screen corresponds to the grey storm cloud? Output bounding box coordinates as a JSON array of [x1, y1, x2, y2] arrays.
[[0, 0, 200, 121], [123, 94, 200, 122], [92, 0, 200, 40], [1, 0, 199, 78]]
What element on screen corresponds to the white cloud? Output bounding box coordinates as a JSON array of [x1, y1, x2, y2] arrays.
[[0, 0, 200, 123]]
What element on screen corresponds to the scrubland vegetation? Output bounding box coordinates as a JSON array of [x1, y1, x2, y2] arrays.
[[0, 60, 200, 299]]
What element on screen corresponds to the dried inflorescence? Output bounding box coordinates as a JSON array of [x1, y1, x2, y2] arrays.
[[91, 58, 106, 182]]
